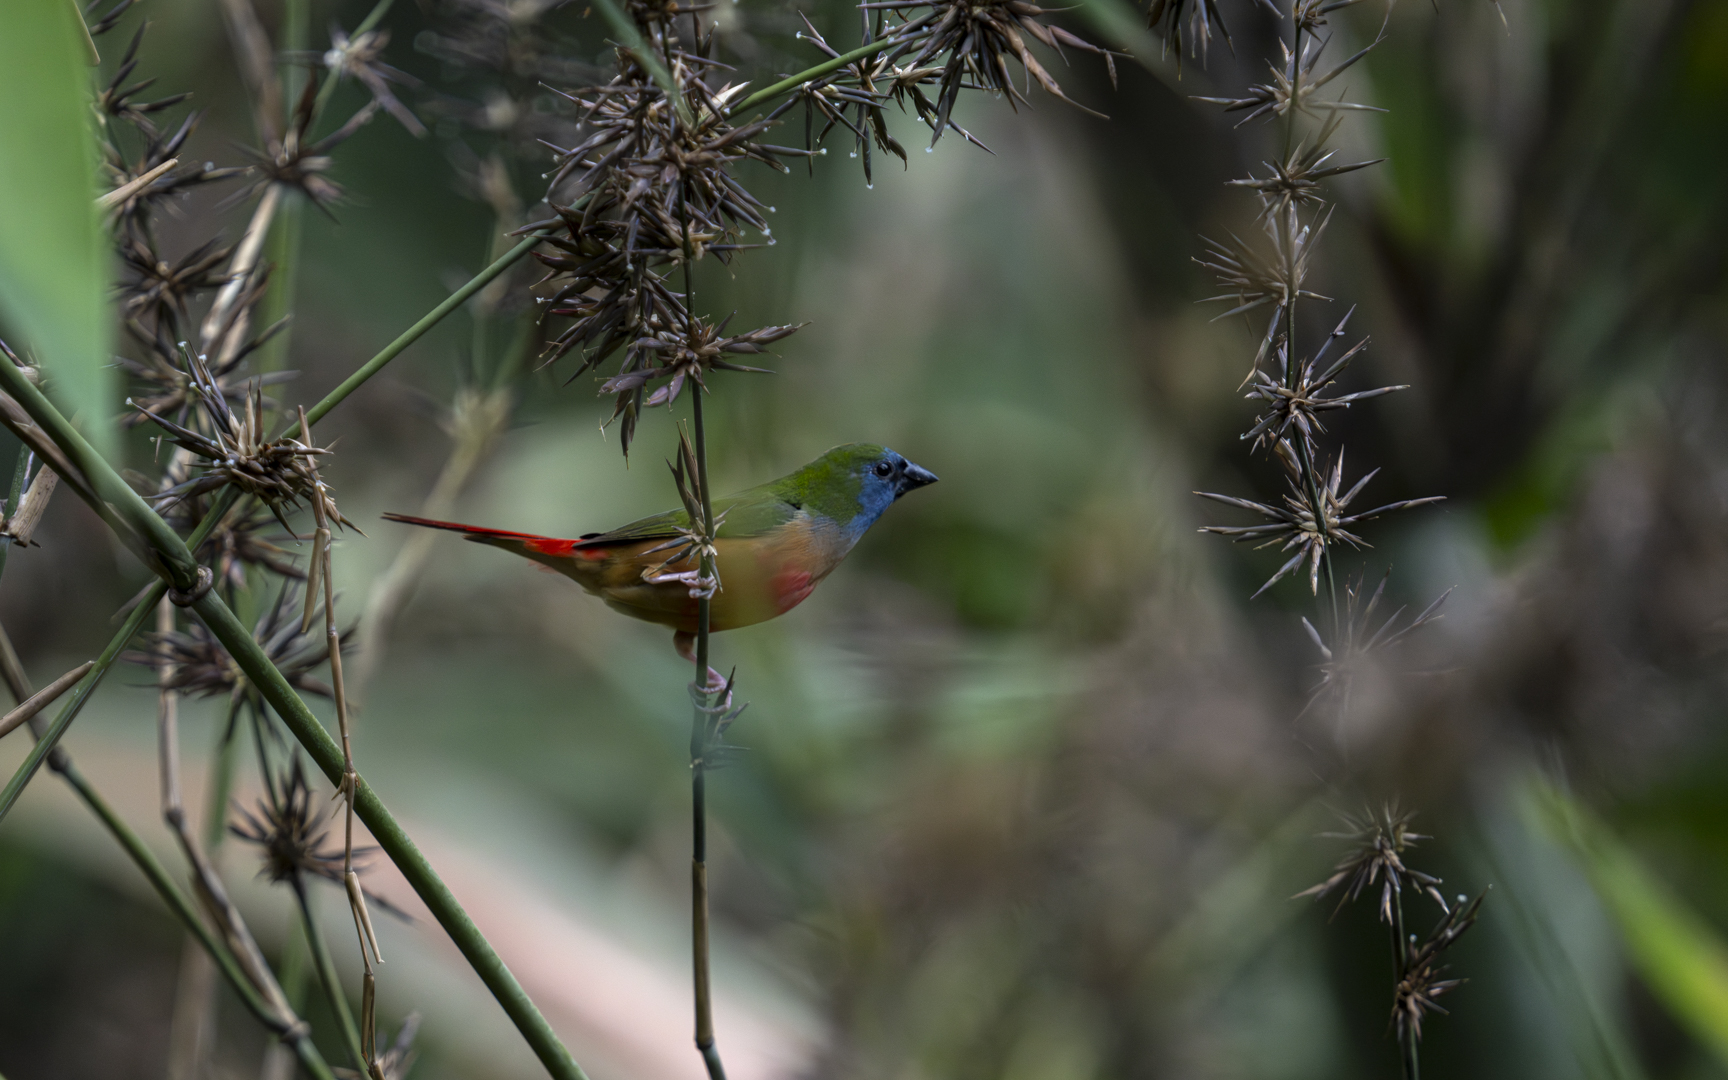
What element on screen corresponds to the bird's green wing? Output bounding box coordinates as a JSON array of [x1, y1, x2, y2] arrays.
[[578, 485, 798, 545]]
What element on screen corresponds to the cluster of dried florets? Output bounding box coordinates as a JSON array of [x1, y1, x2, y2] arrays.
[[534, 0, 1116, 454], [1297, 805, 1486, 1049], [124, 581, 351, 705], [1166, 3, 1483, 1069], [1184, 5, 1440, 604]]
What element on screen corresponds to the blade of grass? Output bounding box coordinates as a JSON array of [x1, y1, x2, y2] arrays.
[[1532, 781, 1728, 1067]]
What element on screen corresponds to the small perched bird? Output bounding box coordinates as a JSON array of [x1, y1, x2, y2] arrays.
[[384, 443, 937, 666]]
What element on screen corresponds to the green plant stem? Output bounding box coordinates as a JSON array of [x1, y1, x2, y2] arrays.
[[0, 584, 159, 825], [58, 758, 337, 1080], [0, 337, 588, 1080], [303, 230, 550, 428], [726, 38, 912, 117], [294, 878, 367, 1071], [1392, 887, 1417, 1080], [679, 186, 726, 1080]]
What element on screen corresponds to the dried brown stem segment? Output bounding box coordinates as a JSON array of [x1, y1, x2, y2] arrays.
[[0, 660, 94, 741], [2, 464, 60, 547], [199, 184, 282, 363], [99, 158, 178, 209]]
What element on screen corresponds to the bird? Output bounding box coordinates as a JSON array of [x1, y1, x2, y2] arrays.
[[383, 443, 937, 674]]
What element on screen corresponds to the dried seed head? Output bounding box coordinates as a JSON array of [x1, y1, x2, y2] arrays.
[[1242, 308, 1405, 454], [880, 0, 1118, 146], [536, 28, 811, 455], [1392, 891, 1486, 1043], [126, 582, 352, 704], [230, 757, 347, 885], [1298, 571, 1449, 721], [1295, 803, 1450, 922], [135, 347, 349, 530], [1194, 32, 1386, 128], [116, 237, 233, 337], [1146, 0, 1233, 70], [311, 26, 427, 137], [1197, 445, 1444, 597], [99, 23, 193, 137]]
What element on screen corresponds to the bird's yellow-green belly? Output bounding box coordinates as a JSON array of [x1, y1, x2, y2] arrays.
[[557, 533, 831, 633]]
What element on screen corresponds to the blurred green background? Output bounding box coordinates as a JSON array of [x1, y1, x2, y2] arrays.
[[5, 0, 1728, 1078]]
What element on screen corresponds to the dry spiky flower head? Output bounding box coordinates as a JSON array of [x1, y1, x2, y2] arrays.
[[871, 0, 1119, 146], [1241, 307, 1405, 454], [1392, 890, 1485, 1044], [1197, 444, 1443, 596], [1298, 571, 1449, 720], [126, 582, 351, 705], [135, 346, 349, 533], [1296, 803, 1450, 922]]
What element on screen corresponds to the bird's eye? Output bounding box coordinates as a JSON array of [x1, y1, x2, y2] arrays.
[[873, 461, 893, 478]]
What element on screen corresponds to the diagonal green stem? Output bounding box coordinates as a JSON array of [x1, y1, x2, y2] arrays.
[[0, 333, 587, 1080], [726, 38, 912, 118], [303, 230, 550, 428], [56, 758, 337, 1080], [0, 584, 159, 825]]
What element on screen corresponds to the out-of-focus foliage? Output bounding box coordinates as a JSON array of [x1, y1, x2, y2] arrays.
[[6, 0, 1728, 1078], [0, 1, 112, 459]]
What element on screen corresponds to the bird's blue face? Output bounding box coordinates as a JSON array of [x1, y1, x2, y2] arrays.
[[850, 447, 938, 538]]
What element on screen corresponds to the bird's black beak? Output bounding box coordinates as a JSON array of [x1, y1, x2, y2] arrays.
[[898, 461, 938, 497]]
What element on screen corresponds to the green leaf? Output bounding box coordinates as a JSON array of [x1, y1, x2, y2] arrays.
[[0, 1, 112, 460], [1531, 781, 1728, 1066]]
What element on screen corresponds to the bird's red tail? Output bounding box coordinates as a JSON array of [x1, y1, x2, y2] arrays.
[[381, 512, 595, 558]]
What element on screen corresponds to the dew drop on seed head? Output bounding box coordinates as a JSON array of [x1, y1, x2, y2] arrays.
[[849, 151, 857, 158], [866, 183, 873, 190], [1456, 894, 1466, 904], [1410, 934, 1418, 943], [925, 146, 933, 153]]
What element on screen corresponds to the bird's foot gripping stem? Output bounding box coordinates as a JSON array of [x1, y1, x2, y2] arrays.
[[673, 630, 729, 696]]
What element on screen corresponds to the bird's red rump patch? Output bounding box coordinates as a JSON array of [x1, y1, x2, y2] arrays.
[[772, 569, 816, 614], [525, 536, 606, 560]]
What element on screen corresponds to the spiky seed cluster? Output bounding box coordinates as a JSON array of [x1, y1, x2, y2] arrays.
[[320, 27, 426, 137], [536, 31, 811, 455], [1393, 892, 1485, 1043], [1197, 447, 1442, 596], [1296, 804, 1448, 922], [1146, 0, 1231, 69], [1298, 572, 1449, 718], [164, 494, 307, 592], [1242, 309, 1404, 454], [1194, 32, 1384, 127], [125, 583, 351, 705], [870, 0, 1118, 146], [136, 349, 349, 531], [231, 758, 347, 885], [791, 18, 965, 184]]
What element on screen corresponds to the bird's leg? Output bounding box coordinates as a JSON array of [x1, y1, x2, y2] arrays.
[[674, 631, 727, 694]]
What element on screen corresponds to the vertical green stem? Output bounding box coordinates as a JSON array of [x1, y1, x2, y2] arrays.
[[1391, 886, 1417, 1080], [680, 164, 727, 1080], [294, 878, 367, 1071]]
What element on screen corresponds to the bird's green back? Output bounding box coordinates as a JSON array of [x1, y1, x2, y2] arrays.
[[581, 445, 882, 544]]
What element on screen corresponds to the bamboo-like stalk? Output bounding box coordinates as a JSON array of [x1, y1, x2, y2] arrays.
[[0, 356, 591, 1080], [294, 877, 367, 1071], [301, 230, 551, 428]]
